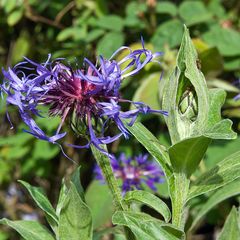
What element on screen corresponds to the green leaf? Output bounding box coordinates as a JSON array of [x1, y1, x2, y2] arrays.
[[156, 2, 177, 16], [217, 207, 240, 240], [199, 47, 223, 77], [160, 26, 209, 143], [123, 190, 171, 222], [132, 73, 161, 110], [85, 29, 105, 42], [97, 32, 124, 58], [71, 166, 85, 201], [188, 151, 240, 200], [33, 141, 59, 160], [205, 137, 240, 169], [85, 180, 113, 229], [179, 1, 212, 26], [57, 27, 86, 41], [203, 26, 240, 57], [7, 8, 23, 26], [124, 121, 172, 180], [160, 26, 236, 143], [169, 136, 211, 177], [0, 133, 32, 146], [95, 15, 124, 31], [58, 182, 93, 240], [0, 218, 55, 240], [190, 178, 240, 230], [224, 57, 240, 71], [18, 181, 58, 225], [151, 20, 184, 50], [11, 31, 31, 64], [203, 89, 237, 140], [207, 79, 240, 93], [112, 211, 184, 240]]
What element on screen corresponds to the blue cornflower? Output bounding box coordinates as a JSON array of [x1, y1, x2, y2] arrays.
[[94, 153, 164, 194], [1, 42, 167, 155]]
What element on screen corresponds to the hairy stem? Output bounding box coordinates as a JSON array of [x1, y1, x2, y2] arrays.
[[91, 145, 136, 240], [91, 145, 125, 210], [171, 172, 190, 230]]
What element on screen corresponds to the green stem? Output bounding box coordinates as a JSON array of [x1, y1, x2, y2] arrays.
[[91, 145, 125, 211], [171, 172, 190, 230], [91, 145, 136, 240]]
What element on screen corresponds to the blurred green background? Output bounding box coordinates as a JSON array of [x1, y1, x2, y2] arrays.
[[0, 0, 240, 239]]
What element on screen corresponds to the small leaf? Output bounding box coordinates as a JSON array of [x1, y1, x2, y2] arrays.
[[203, 26, 240, 57], [160, 26, 209, 143], [85, 180, 113, 229], [199, 47, 223, 77], [151, 20, 184, 50], [179, 1, 212, 26], [169, 136, 211, 177], [18, 181, 58, 225], [188, 151, 240, 200], [190, 178, 240, 230], [123, 190, 171, 222], [156, 2, 177, 16], [58, 182, 93, 240], [97, 32, 124, 58], [203, 88, 237, 140], [95, 15, 124, 31], [85, 29, 105, 42], [217, 207, 240, 240], [7, 8, 23, 26], [124, 121, 172, 180], [71, 166, 85, 201], [0, 218, 55, 240], [57, 27, 86, 41], [112, 211, 184, 240]]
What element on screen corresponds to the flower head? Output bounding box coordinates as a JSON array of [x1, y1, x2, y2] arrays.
[[94, 153, 164, 194], [1, 42, 167, 156]]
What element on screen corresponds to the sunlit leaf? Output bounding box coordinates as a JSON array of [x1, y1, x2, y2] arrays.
[[0, 219, 54, 240], [112, 211, 184, 240], [188, 151, 240, 200], [123, 190, 171, 222]]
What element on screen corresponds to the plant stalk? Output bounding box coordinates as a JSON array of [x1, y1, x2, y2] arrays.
[[91, 145, 136, 240], [91, 145, 125, 211], [171, 172, 190, 230]]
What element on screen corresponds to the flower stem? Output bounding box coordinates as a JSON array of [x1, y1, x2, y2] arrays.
[[91, 145, 136, 240], [171, 172, 190, 229], [91, 145, 125, 211]]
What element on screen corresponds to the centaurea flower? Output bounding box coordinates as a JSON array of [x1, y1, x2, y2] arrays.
[[94, 153, 164, 194], [1, 42, 167, 155]]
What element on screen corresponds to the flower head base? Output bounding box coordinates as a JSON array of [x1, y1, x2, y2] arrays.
[[94, 153, 164, 194], [1, 42, 167, 156]]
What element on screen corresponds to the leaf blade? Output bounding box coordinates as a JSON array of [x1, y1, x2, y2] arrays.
[[0, 219, 55, 240], [123, 190, 171, 222], [188, 151, 240, 200]]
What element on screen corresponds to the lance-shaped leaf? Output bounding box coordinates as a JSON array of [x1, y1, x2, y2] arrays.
[[112, 211, 184, 240], [160, 25, 209, 143], [58, 182, 93, 240], [168, 136, 211, 177], [217, 207, 240, 240], [71, 166, 85, 201], [0, 218, 55, 240], [203, 88, 237, 140], [187, 151, 240, 200], [190, 178, 240, 230], [160, 26, 236, 144], [18, 180, 58, 226], [124, 121, 172, 180], [123, 190, 171, 222]]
